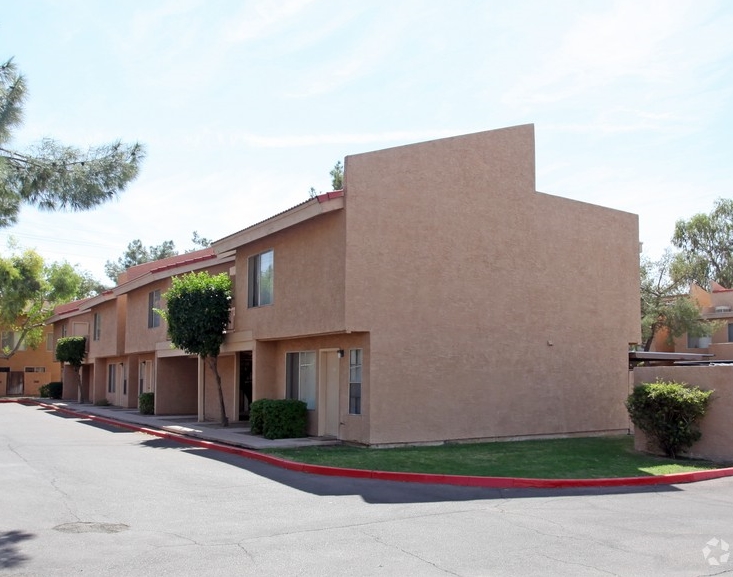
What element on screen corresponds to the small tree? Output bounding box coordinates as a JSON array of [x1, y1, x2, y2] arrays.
[[158, 272, 232, 426], [626, 380, 714, 458], [55, 336, 86, 403], [640, 252, 714, 351]]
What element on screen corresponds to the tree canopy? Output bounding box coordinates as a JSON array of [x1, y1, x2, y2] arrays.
[[671, 198, 733, 289], [55, 336, 87, 402], [104, 232, 212, 283], [0, 58, 145, 227], [158, 271, 232, 426], [308, 160, 344, 198], [0, 241, 96, 359], [640, 252, 713, 351]]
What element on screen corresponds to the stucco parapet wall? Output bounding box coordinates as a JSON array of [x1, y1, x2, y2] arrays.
[[213, 192, 344, 254]]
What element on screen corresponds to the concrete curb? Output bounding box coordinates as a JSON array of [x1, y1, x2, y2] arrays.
[[6, 398, 733, 489]]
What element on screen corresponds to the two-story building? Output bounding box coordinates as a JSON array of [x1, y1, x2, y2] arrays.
[[0, 324, 59, 396], [48, 124, 641, 447], [204, 123, 640, 445], [47, 249, 233, 406]]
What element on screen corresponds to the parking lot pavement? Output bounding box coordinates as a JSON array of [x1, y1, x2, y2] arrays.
[[3, 401, 733, 576]]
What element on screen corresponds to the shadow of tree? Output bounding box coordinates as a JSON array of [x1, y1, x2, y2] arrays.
[[0, 530, 34, 569], [138, 437, 682, 505]]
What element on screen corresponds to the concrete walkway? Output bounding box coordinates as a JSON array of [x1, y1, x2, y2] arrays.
[[32, 399, 340, 450]]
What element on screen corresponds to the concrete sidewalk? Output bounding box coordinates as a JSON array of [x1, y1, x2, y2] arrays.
[[34, 399, 340, 450]]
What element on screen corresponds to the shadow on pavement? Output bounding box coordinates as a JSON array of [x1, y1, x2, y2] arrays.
[[137, 437, 683, 505], [0, 530, 34, 569]]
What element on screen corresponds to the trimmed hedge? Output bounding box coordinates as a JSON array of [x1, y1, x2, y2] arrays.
[[249, 398, 307, 440], [626, 380, 713, 458], [139, 392, 154, 415], [47, 382, 62, 399]]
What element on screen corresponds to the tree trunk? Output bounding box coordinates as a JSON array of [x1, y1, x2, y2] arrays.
[[207, 356, 229, 427], [75, 366, 83, 403], [643, 335, 654, 352]]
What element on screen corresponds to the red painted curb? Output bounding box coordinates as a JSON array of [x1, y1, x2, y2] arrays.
[[7, 398, 733, 489]]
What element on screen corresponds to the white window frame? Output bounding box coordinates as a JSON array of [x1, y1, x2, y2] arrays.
[[108, 364, 116, 393], [286, 351, 316, 410], [349, 349, 362, 415], [248, 250, 274, 308], [148, 289, 161, 328], [93, 313, 102, 341]]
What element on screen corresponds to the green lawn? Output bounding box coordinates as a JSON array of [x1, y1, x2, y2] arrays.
[[264, 435, 726, 479]]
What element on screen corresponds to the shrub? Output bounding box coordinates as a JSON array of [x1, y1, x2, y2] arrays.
[[249, 399, 271, 435], [626, 380, 714, 458], [139, 392, 154, 415], [94, 398, 111, 406], [47, 382, 63, 399], [38, 384, 50, 398], [249, 399, 308, 439]]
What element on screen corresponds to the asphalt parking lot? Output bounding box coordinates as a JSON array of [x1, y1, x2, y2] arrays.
[[2, 402, 732, 576]]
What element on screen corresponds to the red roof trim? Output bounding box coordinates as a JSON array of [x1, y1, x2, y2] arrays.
[[316, 189, 344, 203], [148, 253, 217, 275]]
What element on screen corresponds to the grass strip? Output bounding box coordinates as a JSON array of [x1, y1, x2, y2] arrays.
[[264, 435, 725, 479]]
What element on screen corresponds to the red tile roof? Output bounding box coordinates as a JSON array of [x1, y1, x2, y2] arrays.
[[122, 248, 216, 283]]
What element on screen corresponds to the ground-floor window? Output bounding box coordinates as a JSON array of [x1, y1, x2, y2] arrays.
[[286, 351, 316, 409], [349, 348, 362, 415], [108, 364, 116, 393]]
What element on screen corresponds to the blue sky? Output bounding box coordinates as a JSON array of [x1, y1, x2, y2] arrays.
[[2, 0, 732, 283]]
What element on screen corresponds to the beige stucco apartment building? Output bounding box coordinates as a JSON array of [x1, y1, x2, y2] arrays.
[[211, 123, 640, 445], [46, 124, 641, 446]]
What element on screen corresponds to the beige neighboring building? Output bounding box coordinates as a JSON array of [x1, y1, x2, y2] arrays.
[[670, 281, 733, 360], [209, 123, 641, 445], [0, 324, 59, 396]]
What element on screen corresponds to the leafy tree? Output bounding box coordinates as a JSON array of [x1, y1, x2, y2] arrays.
[[640, 252, 713, 351], [0, 58, 144, 228], [55, 336, 87, 403], [330, 160, 343, 190], [76, 270, 108, 298], [0, 242, 88, 359], [105, 232, 214, 282], [188, 231, 212, 252], [104, 239, 177, 283], [307, 160, 344, 198], [158, 272, 232, 426], [671, 198, 733, 289]]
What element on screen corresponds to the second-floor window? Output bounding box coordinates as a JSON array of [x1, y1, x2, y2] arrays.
[[148, 289, 161, 328], [93, 313, 102, 341], [248, 250, 274, 308]]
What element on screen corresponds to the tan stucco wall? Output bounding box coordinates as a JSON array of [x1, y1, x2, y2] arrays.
[[88, 300, 121, 359], [124, 279, 172, 354], [342, 124, 640, 445], [260, 333, 370, 439], [202, 354, 236, 422], [633, 365, 733, 462], [156, 356, 198, 415], [233, 210, 346, 340]]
